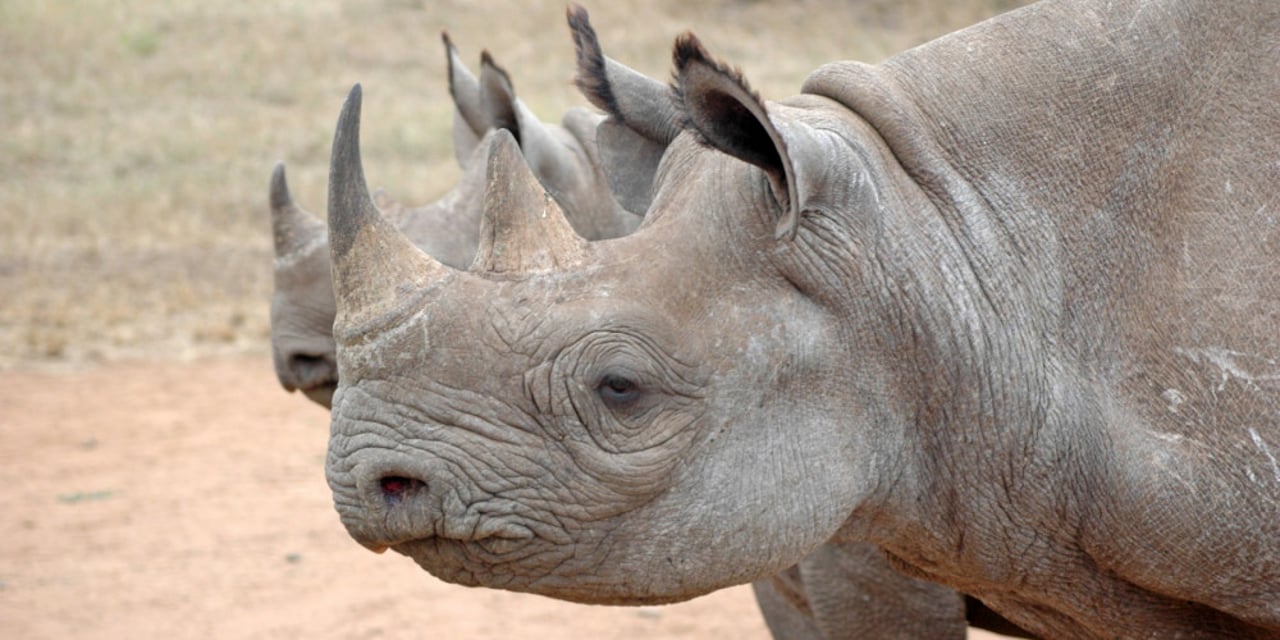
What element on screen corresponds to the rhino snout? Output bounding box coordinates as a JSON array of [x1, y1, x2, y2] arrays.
[[334, 456, 538, 559], [327, 461, 436, 554], [337, 455, 522, 550]]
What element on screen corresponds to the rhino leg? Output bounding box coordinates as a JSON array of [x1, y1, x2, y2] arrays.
[[753, 566, 824, 640], [755, 542, 969, 640], [755, 542, 1033, 639]]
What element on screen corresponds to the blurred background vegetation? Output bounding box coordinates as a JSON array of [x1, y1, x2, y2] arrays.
[[0, 0, 1027, 369]]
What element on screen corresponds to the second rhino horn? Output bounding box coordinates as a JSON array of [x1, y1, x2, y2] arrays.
[[269, 162, 326, 259], [472, 129, 587, 277]]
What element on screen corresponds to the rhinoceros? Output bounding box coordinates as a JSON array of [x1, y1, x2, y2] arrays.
[[322, 0, 1280, 636], [269, 35, 641, 407], [275, 23, 971, 639]]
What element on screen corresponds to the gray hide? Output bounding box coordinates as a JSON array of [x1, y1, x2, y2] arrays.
[[324, 1, 1280, 637]]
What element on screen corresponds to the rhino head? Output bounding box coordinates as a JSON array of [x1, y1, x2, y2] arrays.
[[268, 164, 341, 407], [269, 34, 641, 409], [325, 31, 921, 604]]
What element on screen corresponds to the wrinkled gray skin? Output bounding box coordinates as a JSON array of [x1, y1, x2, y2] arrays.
[[324, 0, 1280, 637], [566, 9, 1030, 639], [269, 36, 641, 407]]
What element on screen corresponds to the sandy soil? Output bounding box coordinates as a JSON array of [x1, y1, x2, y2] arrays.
[[0, 356, 1008, 639]]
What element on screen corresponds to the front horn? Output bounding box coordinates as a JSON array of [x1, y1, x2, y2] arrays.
[[327, 84, 455, 330]]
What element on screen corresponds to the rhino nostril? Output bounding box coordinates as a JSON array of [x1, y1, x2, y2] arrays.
[[289, 352, 331, 373], [379, 476, 425, 504], [287, 353, 337, 391]]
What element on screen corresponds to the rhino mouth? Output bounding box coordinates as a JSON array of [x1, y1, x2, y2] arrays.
[[396, 535, 566, 591], [345, 516, 542, 583], [395, 537, 692, 606], [278, 350, 339, 407], [300, 381, 337, 408], [331, 450, 542, 558]]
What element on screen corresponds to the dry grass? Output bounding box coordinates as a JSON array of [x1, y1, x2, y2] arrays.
[[0, 0, 1027, 368]]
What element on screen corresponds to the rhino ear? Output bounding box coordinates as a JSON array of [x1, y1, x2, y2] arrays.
[[675, 33, 843, 241], [568, 3, 677, 215], [569, 4, 681, 146], [478, 50, 521, 144], [479, 51, 588, 209], [328, 84, 455, 330], [269, 162, 326, 259], [594, 119, 666, 216], [444, 31, 486, 167]]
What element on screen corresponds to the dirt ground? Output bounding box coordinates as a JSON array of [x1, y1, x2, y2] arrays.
[[0, 355, 1011, 639]]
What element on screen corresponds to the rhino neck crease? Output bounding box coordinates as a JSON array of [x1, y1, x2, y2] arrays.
[[795, 53, 1072, 529], [806, 100, 1081, 579], [807, 0, 1280, 634]]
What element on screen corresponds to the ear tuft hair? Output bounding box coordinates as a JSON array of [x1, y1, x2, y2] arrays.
[[568, 4, 621, 118], [479, 49, 521, 145], [441, 30, 460, 100], [670, 32, 766, 152], [671, 31, 709, 77]]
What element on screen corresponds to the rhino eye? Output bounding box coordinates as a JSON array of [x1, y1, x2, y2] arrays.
[[597, 374, 640, 409]]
